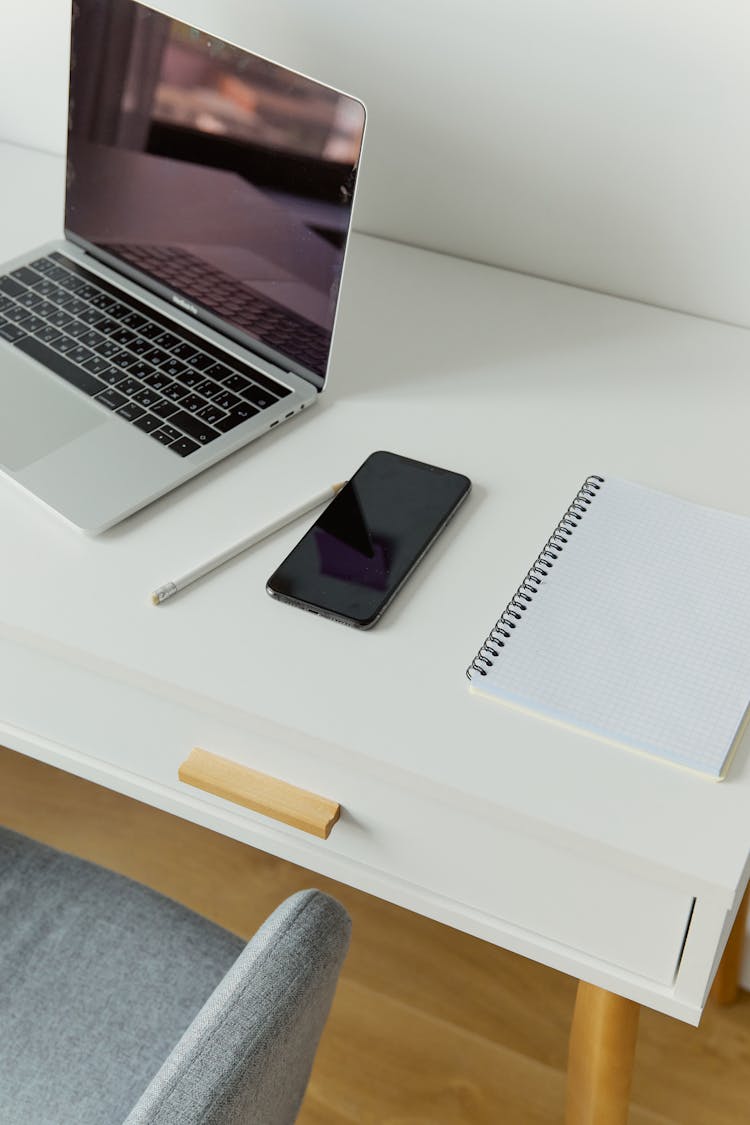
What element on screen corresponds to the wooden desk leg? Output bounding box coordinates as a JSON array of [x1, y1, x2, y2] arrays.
[[565, 981, 640, 1125], [711, 884, 750, 1005]]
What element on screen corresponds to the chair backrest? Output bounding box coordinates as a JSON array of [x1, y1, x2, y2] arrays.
[[123, 888, 351, 1125]]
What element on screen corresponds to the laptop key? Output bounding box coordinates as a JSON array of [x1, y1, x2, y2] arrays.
[[0, 322, 27, 342], [78, 306, 107, 325], [117, 376, 146, 397], [251, 370, 292, 398], [107, 302, 130, 318], [0, 277, 25, 298], [54, 334, 80, 354], [35, 325, 63, 345], [170, 436, 201, 457], [128, 337, 153, 357], [169, 341, 198, 361], [119, 311, 148, 331], [193, 378, 222, 398], [160, 359, 189, 380], [35, 299, 59, 319], [174, 369, 205, 389], [16, 290, 40, 308], [109, 350, 138, 369], [110, 327, 138, 347], [94, 340, 122, 359], [161, 381, 190, 402], [133, 413, 162, 434], [138, 346, 168, 366], [141, 369, 171, 391], [30, 257, 56, 273], [87, 291, 115, 310], [212, 390, 241, 411], [76, 283, 101, 302], [168, 410, 220, 444], [96, 388, 128, 411], [4, 305, 32, 323], [196, 402, 227, 426], [28, 277, 58, 295], [128, 360, 158, 380], [68, 345, 95, 366], [46, 284, 69, 304], [47, 266, 75, 285], [187, 352, 216, 372], [214, 404, 259, 432], [241, 384, 278, 410], [179, 393, 208, 414], [47, 309, 75, 329], [134, 321, 164, 340], [55, 272, 82, 292], [132, 387, 162, 410], [151, 428, 177, 446], [116, 402, 146, 422], [223, 373, 251, 394], [204, 361, 233, 383], [153, 330, 180, 350], [9, 267, 39, 287], [99, 367, 128, 386], [83, 355, 114, 376], [80, 329, 105, 349], [151, 398, 179, 419], [156, 424, 182, 442], [58, 294, 89, 316], [14, 336, 105, 396]]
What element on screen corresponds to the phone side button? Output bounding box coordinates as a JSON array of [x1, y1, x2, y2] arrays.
[[177, 747, 340, 839]]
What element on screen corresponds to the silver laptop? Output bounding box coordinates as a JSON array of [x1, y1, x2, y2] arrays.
[[0, 0, 365, 533]]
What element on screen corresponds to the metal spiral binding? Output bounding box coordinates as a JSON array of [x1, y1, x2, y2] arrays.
[[466, 475, 606, 680]]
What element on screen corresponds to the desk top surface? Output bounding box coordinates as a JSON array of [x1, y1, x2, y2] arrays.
[[2, 143, 749, 895]]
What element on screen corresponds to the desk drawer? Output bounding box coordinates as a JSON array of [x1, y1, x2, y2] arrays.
[[0, 636, 694, 986]]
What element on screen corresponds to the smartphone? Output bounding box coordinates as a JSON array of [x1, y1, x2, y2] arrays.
[[266, 451, 471, 628]]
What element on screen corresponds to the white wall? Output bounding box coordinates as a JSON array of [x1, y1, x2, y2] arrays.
[[2, 0, 750, 327]]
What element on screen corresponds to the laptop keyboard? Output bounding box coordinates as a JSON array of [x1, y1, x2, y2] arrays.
[[102, 243, 330, 379], [0, 251, 293, 458]]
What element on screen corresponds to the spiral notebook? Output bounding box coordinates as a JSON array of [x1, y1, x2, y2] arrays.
[[466, 475, 750, 779]]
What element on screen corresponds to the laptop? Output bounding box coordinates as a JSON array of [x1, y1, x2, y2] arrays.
[[0, 0, 365, 533]]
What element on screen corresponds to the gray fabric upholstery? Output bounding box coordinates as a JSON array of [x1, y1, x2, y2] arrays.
[[124, 889, 351, 1125], [0, 826, 351, 1125], [0, 826, 243, 1125]]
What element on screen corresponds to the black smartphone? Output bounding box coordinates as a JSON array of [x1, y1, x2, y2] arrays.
[[266, 451, 471, 628]]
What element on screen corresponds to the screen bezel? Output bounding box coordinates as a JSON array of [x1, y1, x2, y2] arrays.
[[64, 0, 367, 392], [266, 451, 472, 629]]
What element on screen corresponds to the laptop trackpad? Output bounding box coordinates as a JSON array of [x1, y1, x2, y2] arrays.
[[0, 353, 105, 471]]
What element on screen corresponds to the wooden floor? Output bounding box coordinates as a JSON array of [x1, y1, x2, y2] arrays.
[[1, 747, 749, 1124]]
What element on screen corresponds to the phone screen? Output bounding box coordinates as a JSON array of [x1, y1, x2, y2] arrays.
[[267, 451, 471, 627]]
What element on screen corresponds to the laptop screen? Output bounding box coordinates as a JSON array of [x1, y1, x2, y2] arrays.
[[65, 0, 365, 388]]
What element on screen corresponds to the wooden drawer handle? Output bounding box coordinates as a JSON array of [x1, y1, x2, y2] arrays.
[[178, 747, 340, 839]]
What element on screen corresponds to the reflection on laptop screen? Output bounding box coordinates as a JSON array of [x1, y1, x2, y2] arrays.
[[66, 0, 365, 385]]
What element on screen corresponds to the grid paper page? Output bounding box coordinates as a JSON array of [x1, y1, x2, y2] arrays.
[[469, 477, 750, 778]]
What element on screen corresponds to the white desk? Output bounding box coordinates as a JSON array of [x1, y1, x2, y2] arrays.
[[2, 142, 750, 1118]]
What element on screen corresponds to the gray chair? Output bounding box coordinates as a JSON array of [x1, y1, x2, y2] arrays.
[[0, 826, 350, 1124]]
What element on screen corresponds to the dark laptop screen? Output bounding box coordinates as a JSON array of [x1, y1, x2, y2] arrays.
[[65, 0, 365, 386]]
